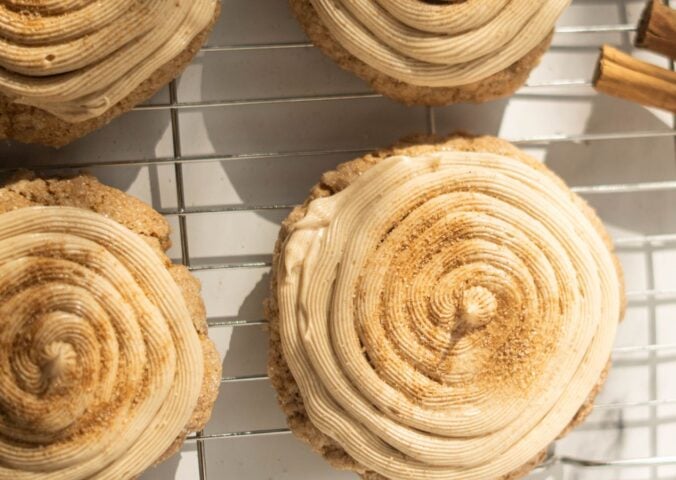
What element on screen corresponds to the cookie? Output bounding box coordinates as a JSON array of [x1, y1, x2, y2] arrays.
[[0, 172, 222, 479], [266, 134, 625, 480], [0, 1, 220, 147], [289, 0, 566, 105]]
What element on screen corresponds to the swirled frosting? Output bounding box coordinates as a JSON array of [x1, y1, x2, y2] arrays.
[[0, 0, 217, 122], [0, 206, 205, 479], [277, 151, 623, 479], [310, 0, 571, 87]]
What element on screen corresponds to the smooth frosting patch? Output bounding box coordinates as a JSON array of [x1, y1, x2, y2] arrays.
[[0, 206, 204, 479], [277, 151, 622, 479], [0, 0, 217, 122], [310, 0, 571, 87]]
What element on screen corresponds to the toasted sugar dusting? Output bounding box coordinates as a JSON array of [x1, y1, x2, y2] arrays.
[[351, 184, 562, 404]]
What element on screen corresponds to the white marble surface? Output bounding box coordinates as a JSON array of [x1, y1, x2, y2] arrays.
[[1, 1, 675, 479]]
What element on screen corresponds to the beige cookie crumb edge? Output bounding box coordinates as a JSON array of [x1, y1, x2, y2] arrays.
[[265, 133, 625, 480]]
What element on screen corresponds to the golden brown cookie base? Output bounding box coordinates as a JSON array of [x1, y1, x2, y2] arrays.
[[265, 134, 626, 480], [288, 0, 552, 106], [0, 4, 220, 148], [0, 172, 222, 466]]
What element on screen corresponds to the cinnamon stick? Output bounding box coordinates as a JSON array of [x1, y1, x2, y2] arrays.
[[636, 0, 676, 59], [593, 45, 676, 113]]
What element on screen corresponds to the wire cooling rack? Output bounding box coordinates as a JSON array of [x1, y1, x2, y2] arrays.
[[1, 1, 676, 479]]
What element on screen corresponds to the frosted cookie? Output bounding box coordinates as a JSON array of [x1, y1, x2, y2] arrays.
[[289, 0, 570, 105], [266, 134, 625, 480], [0, 173, 221, 479], [0, 1, 220, 147]]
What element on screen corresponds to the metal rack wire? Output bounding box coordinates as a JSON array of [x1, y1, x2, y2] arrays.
[[1, 1, 676, 479]]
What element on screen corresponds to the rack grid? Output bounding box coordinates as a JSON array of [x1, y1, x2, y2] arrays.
[[1, 1, 675, 479]]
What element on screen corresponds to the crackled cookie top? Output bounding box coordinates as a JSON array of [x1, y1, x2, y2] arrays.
[[0, 0, 217, 122], [310, 0, 570, 87], [0, 206, 206, 479], [276, 150, 622, 479]]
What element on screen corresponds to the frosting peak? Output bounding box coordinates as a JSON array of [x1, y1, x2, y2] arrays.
[[457, 285, 497, 330], [41, 341, 77, 384]]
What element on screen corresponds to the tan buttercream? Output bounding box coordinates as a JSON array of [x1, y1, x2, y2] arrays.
[[0, 207, 204, 480], [277, 151, 622, 479], [0, 0, 217, 122], [375, 0, 510, 34], [310, 0, 571, 87]]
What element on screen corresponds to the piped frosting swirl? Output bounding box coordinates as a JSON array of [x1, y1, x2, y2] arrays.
[[0, 0, 217, 122], [309, 0, 571, 87], [276, 150, 623, 479], [0, 206, 205, 479]]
